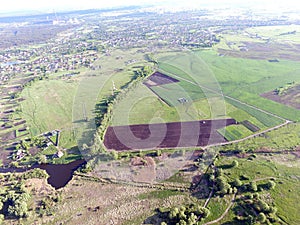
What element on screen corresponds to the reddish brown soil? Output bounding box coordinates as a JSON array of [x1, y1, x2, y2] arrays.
[[0, 146, 13, 165], [143, 71, 179, 87], [261, 85, 300, 110], [104, 119, 237, 151]]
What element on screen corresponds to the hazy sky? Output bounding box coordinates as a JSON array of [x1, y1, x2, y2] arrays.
[[1, 0, 299, 12]]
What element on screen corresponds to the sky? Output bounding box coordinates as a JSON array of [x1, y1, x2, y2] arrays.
[[1, 0, 299, 13]]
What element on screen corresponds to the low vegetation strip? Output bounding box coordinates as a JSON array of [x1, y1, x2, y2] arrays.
[[225, 98, 284, 127], [104, 119, 237, 150]]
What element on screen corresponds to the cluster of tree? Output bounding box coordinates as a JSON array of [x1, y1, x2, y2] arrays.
[[213, 161, 276, 197], [145, 53, 158, 64], [21, 168, 49, 180], [0, 183, 31, 220], [275, 81, 296, 96], [134, 65, 153, 78], [36, 194, 62, 217], [234, 193, 279, 224], [158, 204, 210, 225], [96, 65, 153, 140], [12, 137, 47, 163], [213, 168, 237, 196]]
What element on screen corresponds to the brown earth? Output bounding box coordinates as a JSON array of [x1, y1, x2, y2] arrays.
[[143, 71, 179, 87], [104, 119, 237, 151], [218, 42, 300, 61], [1, 130, 16, 142], [261, 85, 300, 110]]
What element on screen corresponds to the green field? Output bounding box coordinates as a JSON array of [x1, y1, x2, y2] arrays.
[[20, 79, 78, 148], [19, 48, 150, 149], [110, 48, 300, 142], [160, 50, 300, 122], [218, 124, 253, 141]]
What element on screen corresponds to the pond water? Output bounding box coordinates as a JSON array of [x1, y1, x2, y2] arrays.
[[34, 159, 86, 189], [0, 159, 86, 189]]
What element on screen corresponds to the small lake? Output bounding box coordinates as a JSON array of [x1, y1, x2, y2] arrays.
[[34, 159, 86, 189], [0, 159, 86, 189]]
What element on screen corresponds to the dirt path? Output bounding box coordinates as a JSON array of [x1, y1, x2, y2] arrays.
[[203, 120, 291, 150], [203, 193, 237, 225], [254, 176, 276, 182], [74, 173, 189, 192]]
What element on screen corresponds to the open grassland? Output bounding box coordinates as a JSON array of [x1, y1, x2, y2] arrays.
[[35, 176, 195, 225], [20, 79, 77, 148], [221, 122, 300, 152], [246, 25, 300, 43], [19, 48, 149, 149], [111, 82, 239, 126], [213, 31, 264, 51], [20, 79, 76, 134], [158, 50, 300, 122], [215, 25, 300, 61]]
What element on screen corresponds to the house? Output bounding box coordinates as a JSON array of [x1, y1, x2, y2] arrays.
[[54, 150, 64, 158]]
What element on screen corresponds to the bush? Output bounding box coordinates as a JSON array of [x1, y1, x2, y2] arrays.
[[233, 178, 242, 187], [22, 168, 48, 179], [232, 160, 239, 167]]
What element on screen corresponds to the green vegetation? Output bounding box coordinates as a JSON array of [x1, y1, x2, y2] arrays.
[[20, 79, 77, 148], [218, 124, 253, 141], [275, 81, 297, 96], [225, 98, 284, 127], [220, 122, 300, 153], [195, 50, 300, 121], [210, 154, 300, 225]]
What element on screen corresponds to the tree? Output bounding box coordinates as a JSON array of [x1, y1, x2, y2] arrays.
[[156, 149, 162, 157], [249, 181, 257, 192], [195, 206, 210, 219], [169, 207, 179, 219], [187, 213, 197, 225], [266, 180, 276, 190], [111, 150, 119, 160], [254, 199, 269, 212], [176, 220, 187, 225], [257, 212, 266, 223], [8, 200, 29, 218], [37, 154, 47, 164]]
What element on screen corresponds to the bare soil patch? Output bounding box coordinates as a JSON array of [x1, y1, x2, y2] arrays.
[[104, 119, 237, 150], [1, 130, 16, 142], [218, 42, 300, 61], [261, 85, 300, 110], [143, 71, 179, 87]]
